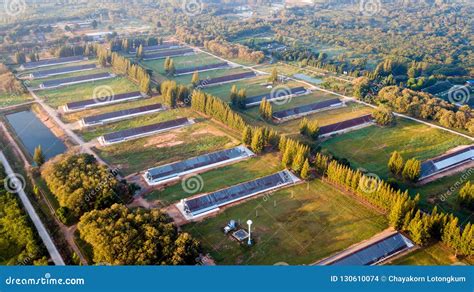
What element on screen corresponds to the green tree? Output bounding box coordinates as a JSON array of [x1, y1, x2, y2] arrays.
[[388, 151, 404, 176], [191, 71, 199, 87], [250, 128, 264, 154], [242, 126, 252, 146], [373, 106, 395, 126], [268, 67, 278, 84], [33, 145, 45, 167], [230, 85, 238, 107], [458, 181, 474, 210], [15, 52, 26, 64], [78, 204, 200, 265], [402, 158, 421, 182], [300, 159, 310, 179]]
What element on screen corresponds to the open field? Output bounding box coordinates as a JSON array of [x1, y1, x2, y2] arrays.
[[95, 114, 241, 176], [146, 152, 283, 205], [320, 118, 472, 178], [34, 76, 139, 108], [320, 118, 473, 220], [389, 242, 473, 265], [0, 93, 33, 108], [183, 179, 388, 265]]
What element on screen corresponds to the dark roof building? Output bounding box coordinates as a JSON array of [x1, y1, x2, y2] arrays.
[[81, 103, 164, 127], [273, 98, 343, 122], [30, 64, 96, 79], [64, 91, 144, 112], [319, 232, 414, 266], [144, 145, 255, 186], [420, 145, 474, 180], [39, 72, 113, 89], [319, 114, 374, 137], [142, 48, 195, 60], [129, 43, 181, 53], [181, 170, 300, 217], [245, 87, 308, 107], [198, 71, 256, 87], [99, 118, 192, 145], [174, 62, 229, 76], [20, 56, 86, 70]]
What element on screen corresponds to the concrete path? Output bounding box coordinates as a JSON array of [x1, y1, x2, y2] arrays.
[[0, 151, 65, 265]]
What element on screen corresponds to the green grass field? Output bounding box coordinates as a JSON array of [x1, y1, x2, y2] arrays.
[[35, 76, 139, 108], [96, 116, 240, 176], [320, 118, 473, 220], [389, 242, 473, 265], [0, 93, 33, 108], [183, 179, 388, 265], [410, 170, 473, 223], [320, 118, 472, 178], [146, 152, 283, 205]]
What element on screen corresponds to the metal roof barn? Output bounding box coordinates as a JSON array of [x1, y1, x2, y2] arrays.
[[39, 72, 114, 89], [325, 233, 414, 266], [82, 103, 164, 127], [198, 71, 256, 87], [142, 48, 195, 60], [65, 91, 144, 112], [420, 146, 474, 179], [144, 145, 255, 186], [318, 114, 373, 137], [245, 86, 308, 107], [273, 98, 343, 121], [174, 62, 229, 76], [182, 170, 300, 217], [99, 118, 192, 145], [21, 55, 86, 70], [31, 64, 96, 79]]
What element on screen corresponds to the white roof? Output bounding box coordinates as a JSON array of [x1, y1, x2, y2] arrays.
[[434, 149, 474, 170]]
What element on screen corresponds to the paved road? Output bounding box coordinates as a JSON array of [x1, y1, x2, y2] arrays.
[[27, 88, 109, 164], [0, 151, 65, 265]]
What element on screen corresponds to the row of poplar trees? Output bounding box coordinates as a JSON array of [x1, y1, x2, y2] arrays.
[[310, 151, 472, 256]]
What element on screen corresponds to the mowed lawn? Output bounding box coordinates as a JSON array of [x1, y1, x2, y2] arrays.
[[320, 118, 472, 179], [389, 242, 473, 265], [183, 179, 387, 265], [95, 117, 240, 176], [146, 152, 283, 205], [35, 76, 139, 108]]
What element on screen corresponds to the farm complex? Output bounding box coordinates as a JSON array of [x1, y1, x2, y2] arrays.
[[0, 1, 472, 270]]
